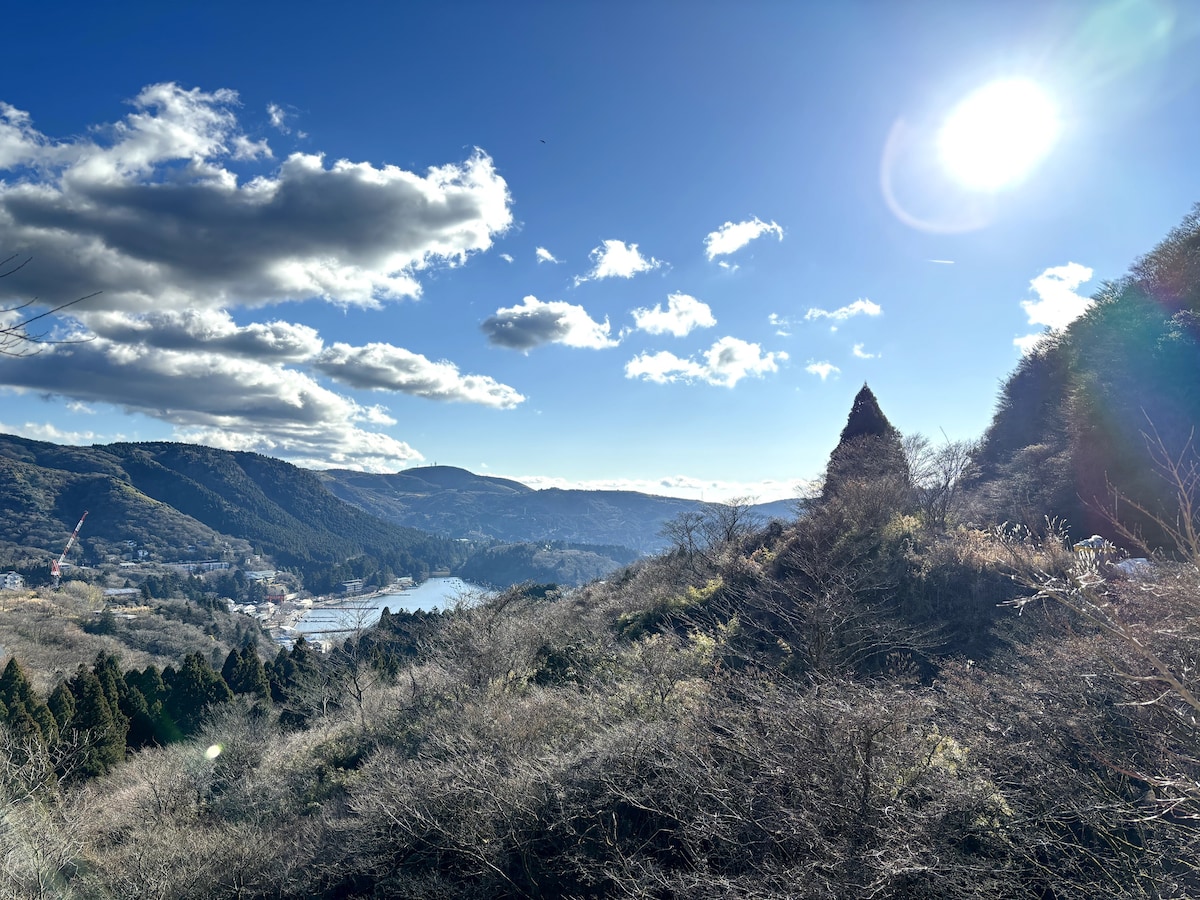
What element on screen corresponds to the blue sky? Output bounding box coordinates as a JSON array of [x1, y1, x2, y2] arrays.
[[0, 0, 1197, 502]]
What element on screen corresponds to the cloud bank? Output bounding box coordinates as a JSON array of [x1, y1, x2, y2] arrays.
[[0, 83, 513, 314], [0, 83, 523, 470]]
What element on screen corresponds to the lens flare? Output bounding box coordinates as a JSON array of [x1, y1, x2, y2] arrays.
[[204, 743, 223, 760], [938, 79, 1060, 191]]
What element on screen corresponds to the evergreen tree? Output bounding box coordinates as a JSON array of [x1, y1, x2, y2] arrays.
[[66, 666, 126, 777], [822, 384, 909, 503], [165, 652, 233, 735], [0, 658, 56, 743], [226, 645, 270, 699], [47, 682, 76, 731]]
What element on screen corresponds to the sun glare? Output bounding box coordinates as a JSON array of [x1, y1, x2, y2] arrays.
[[938, 79, 1060, 192]]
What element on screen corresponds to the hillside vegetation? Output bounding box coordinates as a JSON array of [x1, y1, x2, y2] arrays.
[[0, 436, 467, 591], [2, 209, 1200, 898]]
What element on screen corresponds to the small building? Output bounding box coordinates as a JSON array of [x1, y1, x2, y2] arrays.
[[341, 578, 365, 595], [2, 571, 25, 591]]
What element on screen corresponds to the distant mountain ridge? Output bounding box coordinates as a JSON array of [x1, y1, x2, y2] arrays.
[[0, 435, 464, 590], [318, 465, 797, 553], [0, 435, 798, 589]]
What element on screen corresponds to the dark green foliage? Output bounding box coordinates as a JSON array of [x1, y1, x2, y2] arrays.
[[0, 657, 56, 743], [822, 384, 910, 509], [163, 651, 233, 736], [0, 433, 468, 587], [457, 540, 634, 587], [223, 645, 270, 699], [65, 666, 126, 777]]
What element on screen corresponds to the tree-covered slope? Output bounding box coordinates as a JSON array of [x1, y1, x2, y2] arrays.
[[0, 435, 465, 585], [970, 204, 1200, 548], [319, 465, 790, 552]]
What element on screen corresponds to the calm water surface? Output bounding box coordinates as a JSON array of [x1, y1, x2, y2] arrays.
[[295, 576, 487, 637]]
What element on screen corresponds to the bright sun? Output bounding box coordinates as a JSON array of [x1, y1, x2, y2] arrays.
[[938, 79, 1060, 192]]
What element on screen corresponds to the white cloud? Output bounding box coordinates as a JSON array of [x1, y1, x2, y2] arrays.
[[267, 102, 291, 133], [804, 299, 882, 321], [500, 253, 514, 263], [84, 309, 324, 360], [314, 342, 525, 408], [625, 336, 786, 387], [704, 217, 783, 260], [574, 240, 663, 285], [717, 261, 739, 272], [482, 295, 618, 350], [0, 420, 101, 444], [0, 83, 513, 314], [1014, 262, 1095, 352], [928, 259, 955, 265], [768, 312, 793, 337], [535, 246, 560, 264], [805, 361, 840, 380], [511, 473, 806, 504], [0, 338, 422, 471], [631, 292, 716, 337], [852, 343, 877, 359]]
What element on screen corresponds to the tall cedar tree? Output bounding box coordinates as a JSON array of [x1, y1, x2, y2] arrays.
[[821, 383, 909, 501]]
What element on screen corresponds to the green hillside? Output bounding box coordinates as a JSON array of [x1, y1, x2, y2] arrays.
[[0, 435, 466, 588]]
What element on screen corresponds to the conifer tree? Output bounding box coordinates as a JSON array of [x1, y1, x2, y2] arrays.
[[0, 658, 56, 743], [822, 383, 909, 502], [66, 666, 126, 777]]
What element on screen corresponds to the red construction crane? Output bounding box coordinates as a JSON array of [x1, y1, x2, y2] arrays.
[[51, 510, 88, 587]]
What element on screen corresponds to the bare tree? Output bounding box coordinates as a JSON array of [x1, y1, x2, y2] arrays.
[[905, 432, 977, 533], [1098, 419, 1200, 563], [1, 255, 98, 357]]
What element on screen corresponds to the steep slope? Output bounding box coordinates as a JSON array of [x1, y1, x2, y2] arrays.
[[970, 204, 1200, 546], [0, 435, 465, 586]]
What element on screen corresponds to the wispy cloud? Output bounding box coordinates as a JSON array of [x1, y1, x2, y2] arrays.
[[631, 292, 716, 337], [625, 337, 786, 387], [482, 295, 618, 350], [928, 259, 955, 265], [852, 343, 877, 359], [767, 312, 793, 337], [574, 240, 663, 285], [804, 299, 882, 321], [535, 246, 561, 264], [805, 361, 840, 381], [704, 217, 783, 260]]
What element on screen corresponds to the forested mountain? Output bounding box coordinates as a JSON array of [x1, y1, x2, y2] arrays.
[[969, 203, 1200, 549], [319, 464, 796, 552], [0, 435, 466, 590]]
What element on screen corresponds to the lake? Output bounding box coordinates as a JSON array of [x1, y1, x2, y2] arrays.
[[294, 576, 488, 637]]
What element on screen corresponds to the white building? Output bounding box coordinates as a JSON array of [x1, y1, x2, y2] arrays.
[[3, 571, 25, 591]]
